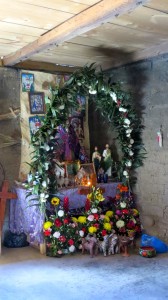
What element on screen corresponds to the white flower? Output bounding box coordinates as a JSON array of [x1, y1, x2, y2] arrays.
[[40, 193, 45, 198], [123, 170, 128, 176], [58, 105, 65, 110], [33, 180, 37, 185], [91, 208, 98, 214], [126, 129, 132, 134], [69, 245, 75, 252], [119, 107, 127, 112], [126, 134, 131, 137], [128, 144, 132, 148], [87, 215, 94, 221], [41, 197, 46, 203], [58, 210, 64, 217], [124, 118, 130, 125], [110, 92, 117, 102], [79, 230, 84, 237], [125, 161, 132, 167], [130, 139, 134, 144], [89, 89, 97, 94], [129, 150, 134, 156], [116, 220, 125, 228], [120, 202, 127, 208], [42, 181, 47, 188], [45, 194, 49, 198], [45, 163, 49, 170], [44, 143, 50, 151], [53, 231, 61, 238]]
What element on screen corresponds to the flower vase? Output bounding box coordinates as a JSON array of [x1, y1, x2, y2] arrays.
[[97, 174, 103, 183], [103, 173, 108, 183]]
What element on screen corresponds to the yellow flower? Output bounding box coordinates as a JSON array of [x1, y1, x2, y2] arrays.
[[72, 217, 78, 223], [43, 221, 53, 230], [104, 222, 112, 231], [51, 197, 60, 206], [87, 193, 92, 200], [96, 194, 105, 202], [105, 211, 113, 218], [132, 209, 139, 216], [104, 215, 110, 222], [78, 216, 86, 224], [88, 226, 97, 234]]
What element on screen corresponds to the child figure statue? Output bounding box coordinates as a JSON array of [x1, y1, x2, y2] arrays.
[[102, 144, 112, 177], [92, 146, 101, 175]]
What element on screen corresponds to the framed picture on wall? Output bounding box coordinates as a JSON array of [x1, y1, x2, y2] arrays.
[[21, 73, 34, 92], [69, 116, 84, 140], [29, 92, 45, 114], [29, 116, 45, 136]]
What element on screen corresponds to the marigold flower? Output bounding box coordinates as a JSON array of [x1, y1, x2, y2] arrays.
[[88, 226, 97, 234], [104, 215, 110, 222], [105, 211, 113, 218], [78, 216, 86, 224], [51, 197, 60, 206], [104, 222, 112, 231], [43, 221, 53, 230], [72, 217, 78, 223]]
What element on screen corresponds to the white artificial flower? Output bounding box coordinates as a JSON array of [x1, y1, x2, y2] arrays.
[[126, 129, 132, 134], [42, 181, 47, 188], [40, 193, 45, 198], [45, 163, 49, 170], [128, 144, 132, 148], [130, 139, 134, 144], [119, 107, 127, 112], [69, 245, 75, 252], [58, 105, 65, 110], [124, 118, 130, 125], [33, 180, 37, 185], [91, 208, 98, 214], [44, 143, 50, 151], [58, 210, 64, 217], [123, 170, 128, 176], [126, 134, 131, 137], [120, 202, 127, 208], [41, 197, 47, 203], [53, 231, 61, 238], [129, 150, 134, 156], [77, 82, 82, 86], [87, 215, 94, 222], [125, 161, 132, 167], [79, 230, 84, 237], [89, 89, 97, 95], [116, 220, 125, 228], [110, 92, 117, 102], [45, 194, 49, 198]]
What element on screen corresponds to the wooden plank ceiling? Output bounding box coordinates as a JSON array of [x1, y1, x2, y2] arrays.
[[0, 0, 168, 72]]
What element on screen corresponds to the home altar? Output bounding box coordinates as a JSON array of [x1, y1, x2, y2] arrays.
[[9, 183, 119, 253]]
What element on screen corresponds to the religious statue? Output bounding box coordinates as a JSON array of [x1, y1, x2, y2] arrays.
[[102, 144, 112, 176], [92, 146, 101, 175]]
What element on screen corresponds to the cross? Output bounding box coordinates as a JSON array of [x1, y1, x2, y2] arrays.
[[0, 180, 17, 254]]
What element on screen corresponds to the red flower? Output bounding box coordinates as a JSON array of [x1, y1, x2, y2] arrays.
[[102, 229, 107, 236], [43, 230, 51, 236], [127, 221, 135, 229], [63, 218, 69, 224], [68, 239, 74, 246], [122, 209, 129, 215], [82, 227, 86, 232], [117, 100, 121, 107], [93, 213, 99, 220], [94, 223, 99, 228], [55, 218, 62, 227], [59, 235, 66, 243]]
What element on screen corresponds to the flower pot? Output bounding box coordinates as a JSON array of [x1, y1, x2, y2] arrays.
[[139, 246, 156, 258]]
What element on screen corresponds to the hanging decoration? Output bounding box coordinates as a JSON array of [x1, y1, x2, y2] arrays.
[[26, 64, 146, 211]]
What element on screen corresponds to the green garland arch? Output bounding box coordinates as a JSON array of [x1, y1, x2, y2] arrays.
[[27, 64, 145, 211]]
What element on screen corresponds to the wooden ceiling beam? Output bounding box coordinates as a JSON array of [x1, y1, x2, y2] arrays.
[[13, 60, 80, 74], [3, 0, 148, 67]]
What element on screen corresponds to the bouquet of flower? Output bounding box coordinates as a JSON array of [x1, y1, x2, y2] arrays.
[[43, 197, 80, 256]]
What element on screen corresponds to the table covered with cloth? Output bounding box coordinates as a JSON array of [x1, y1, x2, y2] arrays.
[[9, 183, 119, 244]]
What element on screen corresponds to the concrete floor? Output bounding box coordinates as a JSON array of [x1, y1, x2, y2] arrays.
[[0, 246, 168, 300]]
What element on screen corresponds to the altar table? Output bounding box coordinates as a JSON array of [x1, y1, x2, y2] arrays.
[[9, 183, 119, 252]]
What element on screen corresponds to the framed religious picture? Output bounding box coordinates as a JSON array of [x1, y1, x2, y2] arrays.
[[29, 115, 45, 136], [69, 116, 84, 140], [29, 92, 45, 114], [21, 73, 34, 92]]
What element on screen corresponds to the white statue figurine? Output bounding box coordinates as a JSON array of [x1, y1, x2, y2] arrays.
[[102, 144, 112, 176], [92, 146, 101, 174]]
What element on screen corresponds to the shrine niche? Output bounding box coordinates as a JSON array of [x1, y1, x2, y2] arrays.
[[26, 64, 145, 211]]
